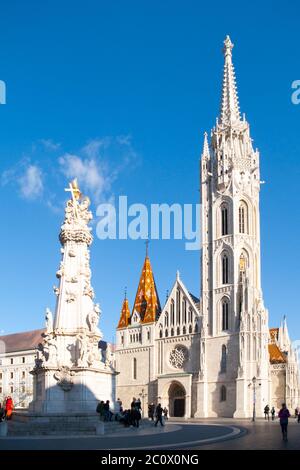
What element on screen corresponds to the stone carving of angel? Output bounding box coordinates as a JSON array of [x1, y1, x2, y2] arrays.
[[45, 308, 53, 333]]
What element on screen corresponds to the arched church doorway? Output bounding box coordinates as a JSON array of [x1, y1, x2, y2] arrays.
[[168, 382, 186, 417]]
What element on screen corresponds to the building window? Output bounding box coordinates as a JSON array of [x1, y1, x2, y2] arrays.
[[183, 300, 187, 323], [10, 372, 13, 379], [159, 330, 163, 338], [165, 312, 169, 327], [22, 371, 26, 379], [222, 253, 229, 284], [171, 328, 174, 337], [121, 335, 124, 345], [10, 358, 13, 365], [177, 327, 180, 336], [176, 290, 180, 324], [188, 308, 192, 323], [165, 329, 168, 337], [220, 385, 227, 402], [183, 326, 186, 335], [10, 387, 13, 394], [21, 386, 25, 393], [0, 373, 2, 380], [0, 387, 2, 394], [171, 301, 175, 325], [147, 330, 150, 341], [221, 345, 227, 373], [22, 357, 25, 364], [189, 325, 192, 334], [239, 201, 248, 234], [133, 358, 137, 380], [221, 204, 228, 236], [222, 299, 229, 331]]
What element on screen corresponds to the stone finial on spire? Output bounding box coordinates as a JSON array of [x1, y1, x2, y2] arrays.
[[220, 35, 241, 126]]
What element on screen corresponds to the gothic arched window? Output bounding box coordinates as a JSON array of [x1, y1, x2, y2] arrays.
[[221, 345, 227, 373], [176, 290, 180, 324], [239, 201, 248, 234], [221, 204, 228, 236], [183, 299, 187, 323], [222, 253, 229, 284], [171, 301, 175, 325], [133, 358, 137, 380], [222, 298, 229, 331], [220, 385, 227, 402], [165, 312, 169, 327]]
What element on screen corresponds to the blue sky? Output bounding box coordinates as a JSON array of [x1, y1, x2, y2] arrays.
[[0, 0, 299, 342]]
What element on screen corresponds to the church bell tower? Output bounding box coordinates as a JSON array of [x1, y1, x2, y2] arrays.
[[197, 36, 270, 418]]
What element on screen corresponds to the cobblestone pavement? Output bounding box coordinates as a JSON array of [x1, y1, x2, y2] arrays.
[[0, 418, 299, 450]]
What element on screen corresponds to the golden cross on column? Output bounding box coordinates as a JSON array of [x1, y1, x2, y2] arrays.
[[64, 179, 81, 201], [64, 179, 81, 218]]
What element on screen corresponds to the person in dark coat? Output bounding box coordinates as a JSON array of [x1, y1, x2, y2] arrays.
[[278, 403, 290, 441], [154, 403, 164, 427], [148, 403, 155, 421]]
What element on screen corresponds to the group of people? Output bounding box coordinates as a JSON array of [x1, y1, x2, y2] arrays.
[[96, 397, 169, 429], [96, 397, 142, 428], [264, 403, 300, 441], [0, 396, 14, 421]]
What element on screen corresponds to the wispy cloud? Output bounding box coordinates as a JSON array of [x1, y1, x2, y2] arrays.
[[39, 139, 61, 151], [1, 160, 43, 200], [1, 135, 139, 209], [58, 153, 108, 203], [18, 165, 43, 199]]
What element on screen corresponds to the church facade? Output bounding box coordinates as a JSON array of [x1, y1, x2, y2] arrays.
[[115, 37, 300, 418]]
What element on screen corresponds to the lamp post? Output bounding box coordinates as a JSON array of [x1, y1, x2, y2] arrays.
[[248, 376, 261, 422]]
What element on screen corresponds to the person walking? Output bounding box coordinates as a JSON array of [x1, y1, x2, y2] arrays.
[[163, 407, 168, 421], [5, 396, 13, 420], [271, 406, 276, 421], [278, 403, 290, 441], [264, 404, 270, 421], [154, 403, 164, 427]]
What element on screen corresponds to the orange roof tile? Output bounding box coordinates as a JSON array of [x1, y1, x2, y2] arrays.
[[268, 343, 287, 364], [132, 255, 161, 324], [117, 298, 131, 329]]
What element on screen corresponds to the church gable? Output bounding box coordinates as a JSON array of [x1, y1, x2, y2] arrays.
[[156, 273, 200, 339]]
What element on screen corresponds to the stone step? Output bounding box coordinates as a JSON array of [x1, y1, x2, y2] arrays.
[[7, 419, 153, 436]]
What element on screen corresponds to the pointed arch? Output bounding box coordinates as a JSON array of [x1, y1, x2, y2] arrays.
[[239, 200, 248, 234], [221, 345, 227, 372], [221, 252, 229, 284], [220, 385, 227, 402], [221, 203, 229, 236], [221, 297, 229, 331]]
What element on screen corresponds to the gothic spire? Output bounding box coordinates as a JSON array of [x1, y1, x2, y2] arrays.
[[220, 35, 241, 126], [201, 132, 210, 160], [117, 295, 131, 329], [132, 253, 161, 324]]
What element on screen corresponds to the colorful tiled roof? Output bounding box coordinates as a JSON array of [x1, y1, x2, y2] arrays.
[[117, 297, 131, 329], [132, 255, 161, 324]]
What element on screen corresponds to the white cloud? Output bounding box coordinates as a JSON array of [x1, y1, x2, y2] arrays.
[[39, 139, 61, 151], [18, 165, 43, 200], [58, 153, 109, 202]]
